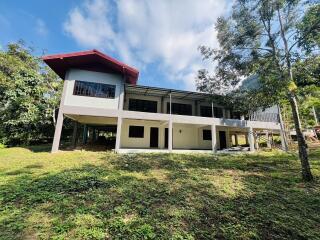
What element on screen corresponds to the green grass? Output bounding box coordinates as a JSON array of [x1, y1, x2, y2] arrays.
[[0, 146, 319, 240]]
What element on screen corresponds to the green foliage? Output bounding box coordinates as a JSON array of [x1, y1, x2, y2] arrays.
[[0, 41, 62, 146], [197, 0, 320, 114], [297, 3, 320, 53], [0, 147, 319, 239]]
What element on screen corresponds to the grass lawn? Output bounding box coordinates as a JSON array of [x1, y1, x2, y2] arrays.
[[0, 146, 319, 240]]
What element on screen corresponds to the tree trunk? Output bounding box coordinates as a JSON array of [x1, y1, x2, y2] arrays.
[[277, 7, 313, 181], [288, 93, 313, 181]]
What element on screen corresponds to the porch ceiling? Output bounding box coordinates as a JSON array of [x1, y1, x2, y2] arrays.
[[125, 84, 222, 101], [65, 114, 117, 125]]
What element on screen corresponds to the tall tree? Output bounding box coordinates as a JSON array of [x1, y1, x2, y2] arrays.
[[197, 0, 320, 181], [0, 42, 62, 146]]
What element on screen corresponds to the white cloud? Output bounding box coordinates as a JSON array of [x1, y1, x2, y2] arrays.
[[35, 19, 48, 36], [64, 0, 229, 90]]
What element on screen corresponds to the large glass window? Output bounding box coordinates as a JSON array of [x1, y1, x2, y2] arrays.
[[129, 98, 157, 113], [213, 107, 223, 118], [129, 126, 144, 138], [200, 106, 212, 117], [203, 130, 212, 140], [167, 102, 192, 115], [73, 80, 116, 99]]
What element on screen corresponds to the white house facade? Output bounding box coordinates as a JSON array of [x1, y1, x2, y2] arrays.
[[43, 50, 286, 153]]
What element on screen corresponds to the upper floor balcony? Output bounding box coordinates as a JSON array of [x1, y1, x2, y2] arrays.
[[123, 84, 279, 123]]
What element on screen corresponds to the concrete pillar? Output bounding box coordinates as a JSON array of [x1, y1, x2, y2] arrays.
[[255, 133, 259, 150], [211, 124, 217, 153], [266, 132, 271, 148], [168, 119, 173, 152], [248, 127, 255, 152], [51, 110, 64, 153], [115, 117, 122, 152], [51, 80, 68, 153], [71, 121, 78, 148]]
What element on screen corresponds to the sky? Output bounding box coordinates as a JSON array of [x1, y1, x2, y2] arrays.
[[0, 0, 231, 90]]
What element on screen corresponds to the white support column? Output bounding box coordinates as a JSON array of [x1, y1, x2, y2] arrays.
[[51, 110, 64, 153], [168, 118, 173, 152], [211, 124, 217, 153], [248, 127, 255, 152], [51, 80, 68, 153], [115, 117, 122, 152], [266, 132, 271, 148]]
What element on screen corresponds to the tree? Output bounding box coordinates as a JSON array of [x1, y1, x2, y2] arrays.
[[197, 0, 320, 181], [0, 41, 62, 145]]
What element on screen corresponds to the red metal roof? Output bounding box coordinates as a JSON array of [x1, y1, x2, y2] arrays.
[[42, 49, 139, 84]]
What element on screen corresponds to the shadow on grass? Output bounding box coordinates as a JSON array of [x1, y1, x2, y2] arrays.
[[0, 151, 319, 239]]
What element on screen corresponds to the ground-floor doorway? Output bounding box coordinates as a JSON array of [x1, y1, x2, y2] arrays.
[[150, 127, 159, 148], [219, 131, 227, 150]]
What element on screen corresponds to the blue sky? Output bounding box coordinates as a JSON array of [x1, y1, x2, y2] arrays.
[[0, 0, 230, 90]]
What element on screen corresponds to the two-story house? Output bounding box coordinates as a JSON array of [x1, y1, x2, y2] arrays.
[[43, 49, 286, 153]]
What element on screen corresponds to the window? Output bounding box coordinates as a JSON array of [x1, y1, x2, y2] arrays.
[[167, 102, 192, 115], [129, 126, 144, 138], [213, 107, 223, 118], [129, 98, 157, 113], [230, 111, 241, 119], [203, 130, 212, 140], [73, 80, 115, 99], [200, 106, 212, 117]]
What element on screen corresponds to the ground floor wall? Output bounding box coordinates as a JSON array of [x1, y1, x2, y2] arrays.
[[119, 119, 235, 150]]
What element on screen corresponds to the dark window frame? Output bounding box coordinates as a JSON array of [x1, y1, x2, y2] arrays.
[[200, 106, 213, 117], [203, 129, 212, 140], [213, 107, 223, 118], [167, 102, 192, 115], [129, 126, 144, 138], [129, 98, 158, 113], [73, 80, 116, 99]]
